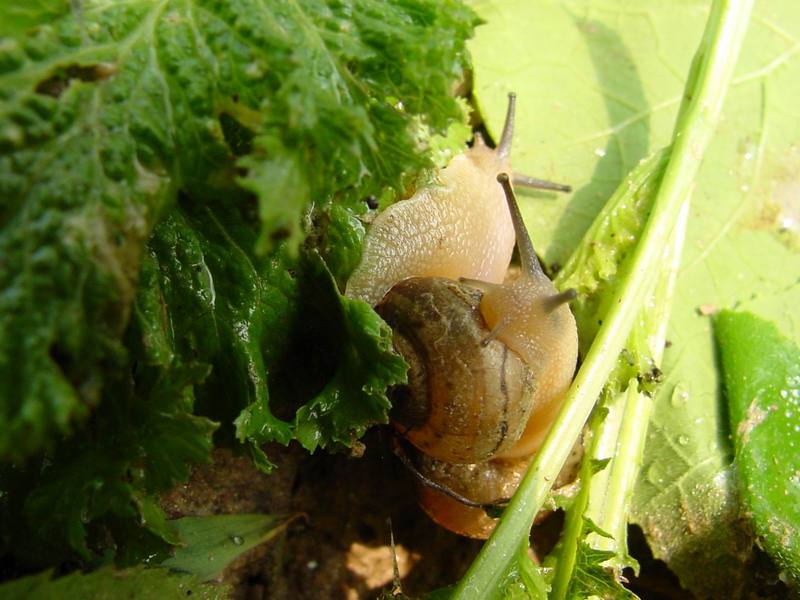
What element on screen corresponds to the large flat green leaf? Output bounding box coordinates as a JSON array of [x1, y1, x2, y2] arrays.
[[469, 0, 799, 595]]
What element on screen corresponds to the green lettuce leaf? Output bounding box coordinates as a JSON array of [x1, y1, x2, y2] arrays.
[[1, 0, 477, 572], [0, 279, 218, 563], [140, 201, 406, 469], [0, 0, 477, 463]]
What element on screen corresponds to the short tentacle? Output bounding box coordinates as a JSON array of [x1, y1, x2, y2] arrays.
[[543, 288, 578, 312], [512, 173, 572, 193]]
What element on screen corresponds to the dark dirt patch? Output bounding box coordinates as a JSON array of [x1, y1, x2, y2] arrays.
[[160, 431, 485, 599]]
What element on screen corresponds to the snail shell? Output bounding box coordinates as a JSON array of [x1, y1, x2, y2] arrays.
[[411, 438, 584, 539], [376, 277, 537, 464], [414, 451, 532, 539]]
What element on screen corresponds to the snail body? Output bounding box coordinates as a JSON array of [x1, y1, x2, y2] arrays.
[[478, 177, 579, 460], [345, 119, 516, 306], [347, 94, 578, 538]]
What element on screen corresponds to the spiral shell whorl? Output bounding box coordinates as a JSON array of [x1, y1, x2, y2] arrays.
[[376, 277, 536, 464]]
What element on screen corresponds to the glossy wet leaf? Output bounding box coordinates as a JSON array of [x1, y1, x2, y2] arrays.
[[0, 0, 474, 570], [715, 310, 800, 582]]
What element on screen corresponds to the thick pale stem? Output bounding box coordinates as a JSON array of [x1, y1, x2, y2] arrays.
[[551, 199, 688, 599]]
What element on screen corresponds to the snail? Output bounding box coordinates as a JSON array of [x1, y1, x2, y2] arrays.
[[346, 94, 579, 538]]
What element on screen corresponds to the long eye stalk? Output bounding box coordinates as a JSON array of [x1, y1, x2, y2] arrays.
[[496, 172, 543, 277], [496, 93, 516, 160]]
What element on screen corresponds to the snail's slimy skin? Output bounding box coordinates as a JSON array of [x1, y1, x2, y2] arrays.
[[480, 271, 579, 459], [345, 138, 515, 306], [413, 435, 584, 539], [414, 453, 531, 539]]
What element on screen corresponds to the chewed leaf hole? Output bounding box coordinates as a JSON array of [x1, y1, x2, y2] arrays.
[[35, 62, 118, 98], [219, 112, 255, 157]]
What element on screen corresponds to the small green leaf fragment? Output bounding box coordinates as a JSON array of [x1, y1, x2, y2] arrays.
[[566, 542, 638, 600], [423, 586, 454, 600], [0, 566, 229, 600], [313, 201, 368, 290], [581, 517, 614, 541], [291, 254, 408, 452], [588, 458, 612, 475], [715, 309, 800, 582], [161, 514, 294, 581], [501, 544, 549, 600]]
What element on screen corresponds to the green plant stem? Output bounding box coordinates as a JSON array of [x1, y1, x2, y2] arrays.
[[549, 398, 612, 600], [585, 198, 689, 552], [587, 384, 640, 551], [452, 1, 753, 597], [550, 192, 692, 600], [550, 193, 690, 598]]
